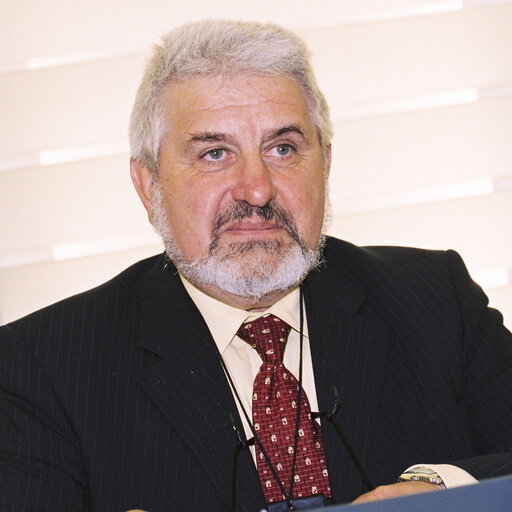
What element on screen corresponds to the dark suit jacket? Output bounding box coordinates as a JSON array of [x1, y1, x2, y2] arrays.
[[1, 238, 512, 511]]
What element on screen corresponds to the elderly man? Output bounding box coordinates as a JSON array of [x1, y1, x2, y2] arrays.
[[1, 20, 511, 512]]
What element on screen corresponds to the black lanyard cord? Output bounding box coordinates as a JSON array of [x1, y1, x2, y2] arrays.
[[287, 288, 305, 497], [325, 388, 375, 491], [229, 413, 253, 512]]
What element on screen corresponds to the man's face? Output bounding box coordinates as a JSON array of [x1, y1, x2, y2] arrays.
[[139, 73, 330, 304]]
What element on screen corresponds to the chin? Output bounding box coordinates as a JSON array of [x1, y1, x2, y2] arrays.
[[174, 238, 323, 301]]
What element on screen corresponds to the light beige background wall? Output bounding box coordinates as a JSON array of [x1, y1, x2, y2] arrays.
[[1, 0, 511, 328]]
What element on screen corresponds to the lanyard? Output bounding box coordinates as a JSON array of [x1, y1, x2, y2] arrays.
[[220, 288, 306, 509]]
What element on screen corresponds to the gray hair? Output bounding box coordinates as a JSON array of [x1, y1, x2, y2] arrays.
[[129, 19, 333, 176]]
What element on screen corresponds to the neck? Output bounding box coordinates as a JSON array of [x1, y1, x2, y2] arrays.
[[188, 280, 295, 311]]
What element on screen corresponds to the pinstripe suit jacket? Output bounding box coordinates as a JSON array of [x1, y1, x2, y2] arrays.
[[1, 237, 512, 511]]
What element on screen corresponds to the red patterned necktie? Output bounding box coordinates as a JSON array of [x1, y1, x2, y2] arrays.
[[237, 314, 331, 504]]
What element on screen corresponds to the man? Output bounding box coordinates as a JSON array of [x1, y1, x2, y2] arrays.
[[1, 20, 511, 512]]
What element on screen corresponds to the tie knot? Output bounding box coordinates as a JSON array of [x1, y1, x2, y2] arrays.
[[237, 314, 291, 363]]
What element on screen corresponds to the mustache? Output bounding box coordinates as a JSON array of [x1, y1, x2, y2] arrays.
[[208, 201, 301, 252]]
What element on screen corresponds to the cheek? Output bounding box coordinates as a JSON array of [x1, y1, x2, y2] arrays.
[[170, 195, 209, 233], [164, 179, 226, 240], [283, 176, 325, 242], [283, 173, 324, 214]]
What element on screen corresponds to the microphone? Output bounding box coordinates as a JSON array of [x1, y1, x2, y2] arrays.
[[312, 387, 375, 492], [229, 414, 254, 512]]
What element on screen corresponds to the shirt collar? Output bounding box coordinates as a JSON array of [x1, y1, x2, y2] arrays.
[[180, 275, 307, 355]]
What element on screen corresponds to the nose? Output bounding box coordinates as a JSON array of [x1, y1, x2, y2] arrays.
[[231, 153, 277, 207]]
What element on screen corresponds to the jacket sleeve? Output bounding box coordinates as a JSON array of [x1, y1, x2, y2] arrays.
[[446, 249, 512, 479], [0, 324, 89, 512]]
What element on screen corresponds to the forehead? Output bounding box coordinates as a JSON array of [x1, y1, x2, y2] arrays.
[[160, 73, 314, 137]]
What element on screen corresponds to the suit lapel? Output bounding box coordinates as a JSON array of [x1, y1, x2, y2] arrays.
[[303, 259, 390, 501], [134, 256, 263, 510]]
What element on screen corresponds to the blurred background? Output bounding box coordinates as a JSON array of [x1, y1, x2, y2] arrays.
[[1, 0, 511, 328]]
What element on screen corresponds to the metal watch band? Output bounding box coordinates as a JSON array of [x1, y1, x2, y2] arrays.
[[398, 467, 446, 488]]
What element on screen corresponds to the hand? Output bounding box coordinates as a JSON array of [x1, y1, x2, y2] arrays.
[[352, 481, 440, 503]]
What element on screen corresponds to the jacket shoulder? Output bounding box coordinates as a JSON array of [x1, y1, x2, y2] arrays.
[[1, 253, 165, 337], [323, 236, 455, 279], [321, 237, 483, 317]]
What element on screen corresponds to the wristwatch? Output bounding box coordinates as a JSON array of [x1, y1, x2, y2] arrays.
[[398, 466, 446, 488]]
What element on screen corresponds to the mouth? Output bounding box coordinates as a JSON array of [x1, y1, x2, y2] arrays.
[[208, 200, 301, 253], [221, 220, 284, 236]]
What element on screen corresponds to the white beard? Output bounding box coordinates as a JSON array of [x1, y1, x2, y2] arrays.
[[151, 184, 326, 302]]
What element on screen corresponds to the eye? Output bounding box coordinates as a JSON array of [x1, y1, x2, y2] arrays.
[[203, 148, 226, 161], [272, 144, 293, 156]]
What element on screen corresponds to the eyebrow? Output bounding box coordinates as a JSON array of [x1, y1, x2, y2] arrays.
[[269, 124, 305, 139], [189, 132, 230, 143], [183, 131, 234, 155]]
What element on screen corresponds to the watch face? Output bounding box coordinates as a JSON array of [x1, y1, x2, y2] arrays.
[[416, 467, 437, 475]]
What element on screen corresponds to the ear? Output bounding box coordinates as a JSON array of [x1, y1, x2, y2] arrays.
[[324, 144, 332, 178], [130, 158, 154, 220]]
